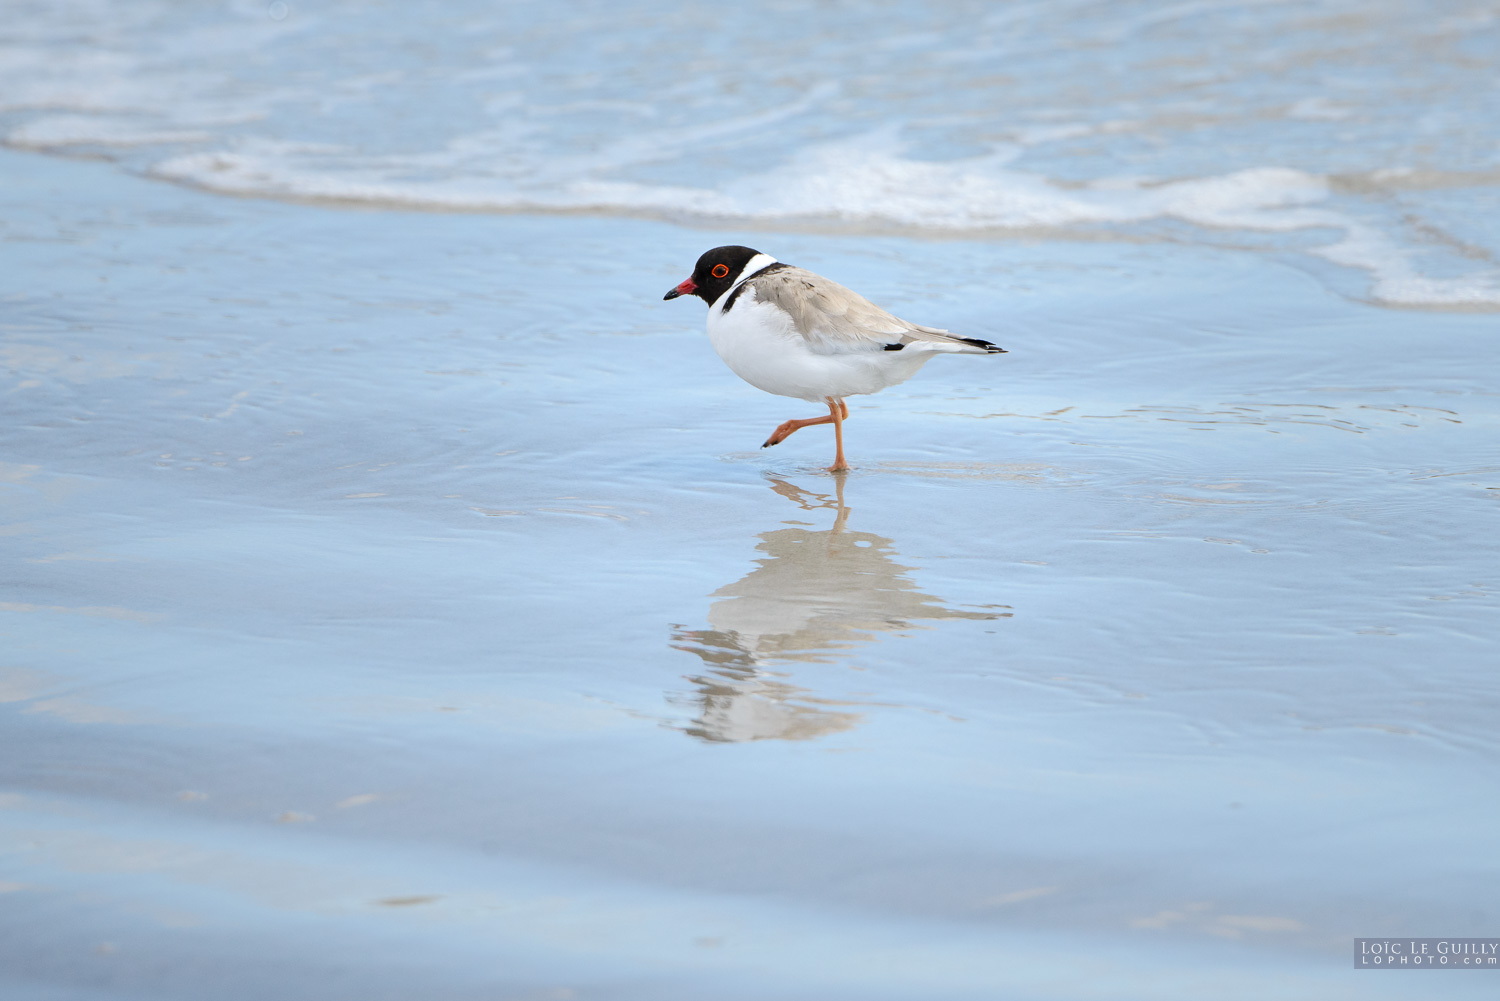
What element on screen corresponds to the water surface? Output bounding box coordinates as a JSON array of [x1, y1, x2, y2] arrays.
[[2, 2, 1499, 998]]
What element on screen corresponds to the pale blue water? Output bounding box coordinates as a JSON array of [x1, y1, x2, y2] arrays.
[[2, 2, 1499, 998]]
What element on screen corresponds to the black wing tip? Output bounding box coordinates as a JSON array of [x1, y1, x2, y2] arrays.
[[955, 336, 1006, 354]]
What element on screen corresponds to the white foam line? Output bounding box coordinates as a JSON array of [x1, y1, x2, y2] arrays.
[[148, 136, 1500, 309], [1318, 225, 1500, 307]]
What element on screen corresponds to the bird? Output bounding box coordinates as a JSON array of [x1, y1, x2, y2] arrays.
[[663, 245, 1005, 472]]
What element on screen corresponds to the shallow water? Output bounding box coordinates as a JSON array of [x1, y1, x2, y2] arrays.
[[5, 0, 1500, 307], [3, 3, 1500, 999]]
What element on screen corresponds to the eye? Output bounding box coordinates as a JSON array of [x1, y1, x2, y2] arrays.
[[711, 264, 730, 279]]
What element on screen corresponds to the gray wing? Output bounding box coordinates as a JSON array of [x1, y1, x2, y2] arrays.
[[747, 266, 1002, 355]]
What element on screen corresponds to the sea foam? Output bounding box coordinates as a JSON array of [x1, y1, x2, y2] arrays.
[[148, 138, 1500, 308], [4, 0, 1498, 309]]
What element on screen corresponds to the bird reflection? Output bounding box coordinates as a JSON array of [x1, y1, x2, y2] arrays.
[[670, 475, 1006, 743]]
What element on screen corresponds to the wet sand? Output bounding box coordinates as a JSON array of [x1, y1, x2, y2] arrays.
[[1, 147, 1498, 999]]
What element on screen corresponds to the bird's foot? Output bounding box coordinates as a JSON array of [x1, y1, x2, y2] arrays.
[[762, 420, 798, 448]]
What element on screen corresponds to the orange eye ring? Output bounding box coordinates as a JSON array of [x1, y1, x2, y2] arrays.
[[711, 264, 730, 279]]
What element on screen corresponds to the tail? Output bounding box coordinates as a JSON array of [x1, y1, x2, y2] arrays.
[[890, 334, 1006, 355], [954, 336, 1006, 354]]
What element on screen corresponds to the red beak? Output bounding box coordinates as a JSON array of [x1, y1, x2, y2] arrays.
[[663, 277, 696, 300]]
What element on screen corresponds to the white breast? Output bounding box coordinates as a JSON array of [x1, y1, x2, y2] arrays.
[[705, 286, 932, 403]]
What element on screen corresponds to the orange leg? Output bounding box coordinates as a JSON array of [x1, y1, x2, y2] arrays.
[[826, 396, 848, 472], [760, 398, 851, 470], [762, 413, 835, 448]]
